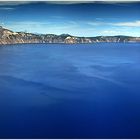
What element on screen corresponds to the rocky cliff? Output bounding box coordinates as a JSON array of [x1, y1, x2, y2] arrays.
[[0, 26, 140, 45]]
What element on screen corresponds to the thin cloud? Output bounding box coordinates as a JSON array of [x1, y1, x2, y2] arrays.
[[0, 1, 139, 6], [0, 1, 91, 6], [0, 22, 4, 26], [43, 1, 140, 5], [51, 16, 64, 19], [101, 30, 121, 34], [0, 7, 15, 10], [7, 21, 52, 26], [113, 20, 140, 27], [4, 20, 78, 34], [87, 21, 105, 26], [0, 1, 34, 6], [87, 20, 140, 27]]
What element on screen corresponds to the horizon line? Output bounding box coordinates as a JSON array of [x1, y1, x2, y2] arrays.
[[1, 25, 140, 38]]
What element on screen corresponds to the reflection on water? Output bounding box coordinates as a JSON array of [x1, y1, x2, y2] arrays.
[[0, 43, 140, 138]]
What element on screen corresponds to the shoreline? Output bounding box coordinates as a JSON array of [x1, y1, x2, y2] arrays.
[[0, 42, 140, 46]]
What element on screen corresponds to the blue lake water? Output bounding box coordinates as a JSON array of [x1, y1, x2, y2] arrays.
[[0, 43, 140, 138]]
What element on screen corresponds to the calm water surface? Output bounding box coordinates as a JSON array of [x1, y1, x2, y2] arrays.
[[0, 43, 140, 138]]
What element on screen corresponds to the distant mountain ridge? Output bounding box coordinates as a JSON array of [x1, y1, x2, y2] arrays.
[[0, 26, 140, 45]]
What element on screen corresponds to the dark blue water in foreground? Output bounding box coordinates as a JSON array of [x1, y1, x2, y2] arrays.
[[0, 43, 140, 138]]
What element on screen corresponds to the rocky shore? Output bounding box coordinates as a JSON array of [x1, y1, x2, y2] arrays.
[[0, 26, 140, 45]]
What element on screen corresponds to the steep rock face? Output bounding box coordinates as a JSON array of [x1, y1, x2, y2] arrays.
[[0, 27, 44, 44], [0, 26, 140, 45]]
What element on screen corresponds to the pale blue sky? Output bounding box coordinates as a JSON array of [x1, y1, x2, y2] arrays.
[[0, 1, 140, 37]]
